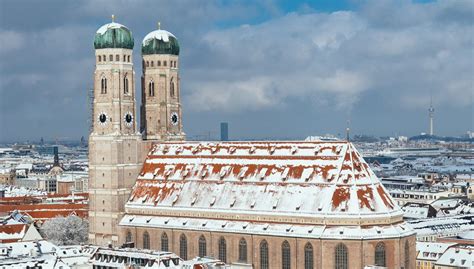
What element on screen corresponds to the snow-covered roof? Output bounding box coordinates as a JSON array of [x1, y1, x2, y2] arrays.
[[435, 245, 473, 267], [96, 22, 128, 35], [120, 214, 414, 240], [125, 141, 407, 227], [416, 242, 457, 261], [142, 29, 176, 45]]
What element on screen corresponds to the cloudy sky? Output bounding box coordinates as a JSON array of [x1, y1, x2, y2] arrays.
[[0, 0, 472, 142]]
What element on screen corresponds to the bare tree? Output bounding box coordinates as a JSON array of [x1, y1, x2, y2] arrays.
[[41, 215, 88, 245]]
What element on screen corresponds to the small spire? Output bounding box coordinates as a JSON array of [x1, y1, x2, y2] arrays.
[[157, 21, 161, 30], [346, 119, 350, 142], [111, 14, 115, 22]]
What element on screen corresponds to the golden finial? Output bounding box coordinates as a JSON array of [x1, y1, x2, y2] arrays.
[[111, 14, 115, 22], [157, 21, 161, 30]]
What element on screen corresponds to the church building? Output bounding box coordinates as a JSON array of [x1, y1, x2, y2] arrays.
[[88, 18, 416, 269]]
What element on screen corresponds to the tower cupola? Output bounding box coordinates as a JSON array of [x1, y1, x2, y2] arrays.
[[142, 23, 179, 55], [94, 15, 134, 50]]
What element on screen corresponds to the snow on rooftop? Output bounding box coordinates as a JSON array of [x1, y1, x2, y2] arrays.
[[142, 29, 176, 45], [96, 22, 128, 35], [125, 141, 406, 227]]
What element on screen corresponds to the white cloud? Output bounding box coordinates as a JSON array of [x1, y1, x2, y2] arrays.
[[183, 1, 473, 113]]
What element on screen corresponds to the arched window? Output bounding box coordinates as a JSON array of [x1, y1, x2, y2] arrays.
[[115, 55, 119, 61], [142, 231, 150, 249], [151, 61, 154, 67], [179, 234, 187, 260], [157, 60, 161, 66], [335, 243, 348, 269], [260, 240, 269, 269], [282, 241, 291, 269], [127, 55, 130, 62], [103, 55, 106, 62], [375, 242, 386, 267], [170, 78, 175, 97], [238, 238, 247, 262], [198, 235, 206, 257], [125, 230, 132, 243], [109, 55, 113, 61], [146, 61, 149, 67], [161, 233, 169, 252], [404, 241, 410, 269], [123, 55, 126, 62], [123, 75, 129, 94], [304, 243, 313, 269], [98, 56, 101, 62], [218, 237, 227, 263], [101, 77, 107, 94], [164, 61, 167, 66], [148, 81, 155, 97]]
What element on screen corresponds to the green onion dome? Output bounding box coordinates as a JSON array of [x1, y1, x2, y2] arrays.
[[142, 29, 179, 55], [94, 22, 134, 50]]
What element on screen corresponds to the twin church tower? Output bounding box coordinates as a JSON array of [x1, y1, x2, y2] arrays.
[[88, 17, 184, 246]]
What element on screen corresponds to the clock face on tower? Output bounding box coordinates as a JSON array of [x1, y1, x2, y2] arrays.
[[170, 112, 179, 126], [124, 112, 133, 127], [98, 113, 108, 126]]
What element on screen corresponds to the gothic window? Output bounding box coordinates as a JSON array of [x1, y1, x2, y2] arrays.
[[101, 77, 107, 94], [260, 240, 269, 269], [123, 75, 129, 94], [98, 56, 101, 62], [125, 230, 132, 243], [404, 241, 410, 269], [179, 234, 187, 260], [109, 55, 113, 61], [103, 55, 106, 62], [127, 55, 130, 62], [148, 81, 155, 97], [123, 55, 126, 62], [170, 78, 175, 97], [198, 235, 207, 257], [335, 243, 348, 269], [238, 238, 247, 262], [151, 61, 154, 67], [116, 55, 119, 61], [375, 242, 386, 267], [161, 233, 169, 252], [282, 240, 291, 269], [157, 60, 161, 66], [304, 243, 313, 269], [218, 237, 227, 263], [142, 231, 150, 249]]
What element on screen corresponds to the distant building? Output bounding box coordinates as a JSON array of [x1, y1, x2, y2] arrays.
[[220, 122, 229, 141]]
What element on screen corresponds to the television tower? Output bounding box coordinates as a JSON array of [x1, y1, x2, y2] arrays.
[[428, 94, 434, 136]]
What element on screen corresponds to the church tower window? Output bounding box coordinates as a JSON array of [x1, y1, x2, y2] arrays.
[[116, 55, 119, 61], [151, 61, 154, 67], [260, 240, 269, 269], [101, 77, 107, 94], [148, 81, 155, 97], [198, 235, 206, 257], [170, 78, 175, 97], [123, 75, 129, 94], [157, 60, 161, 66], [109, 55, 113, 61]]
